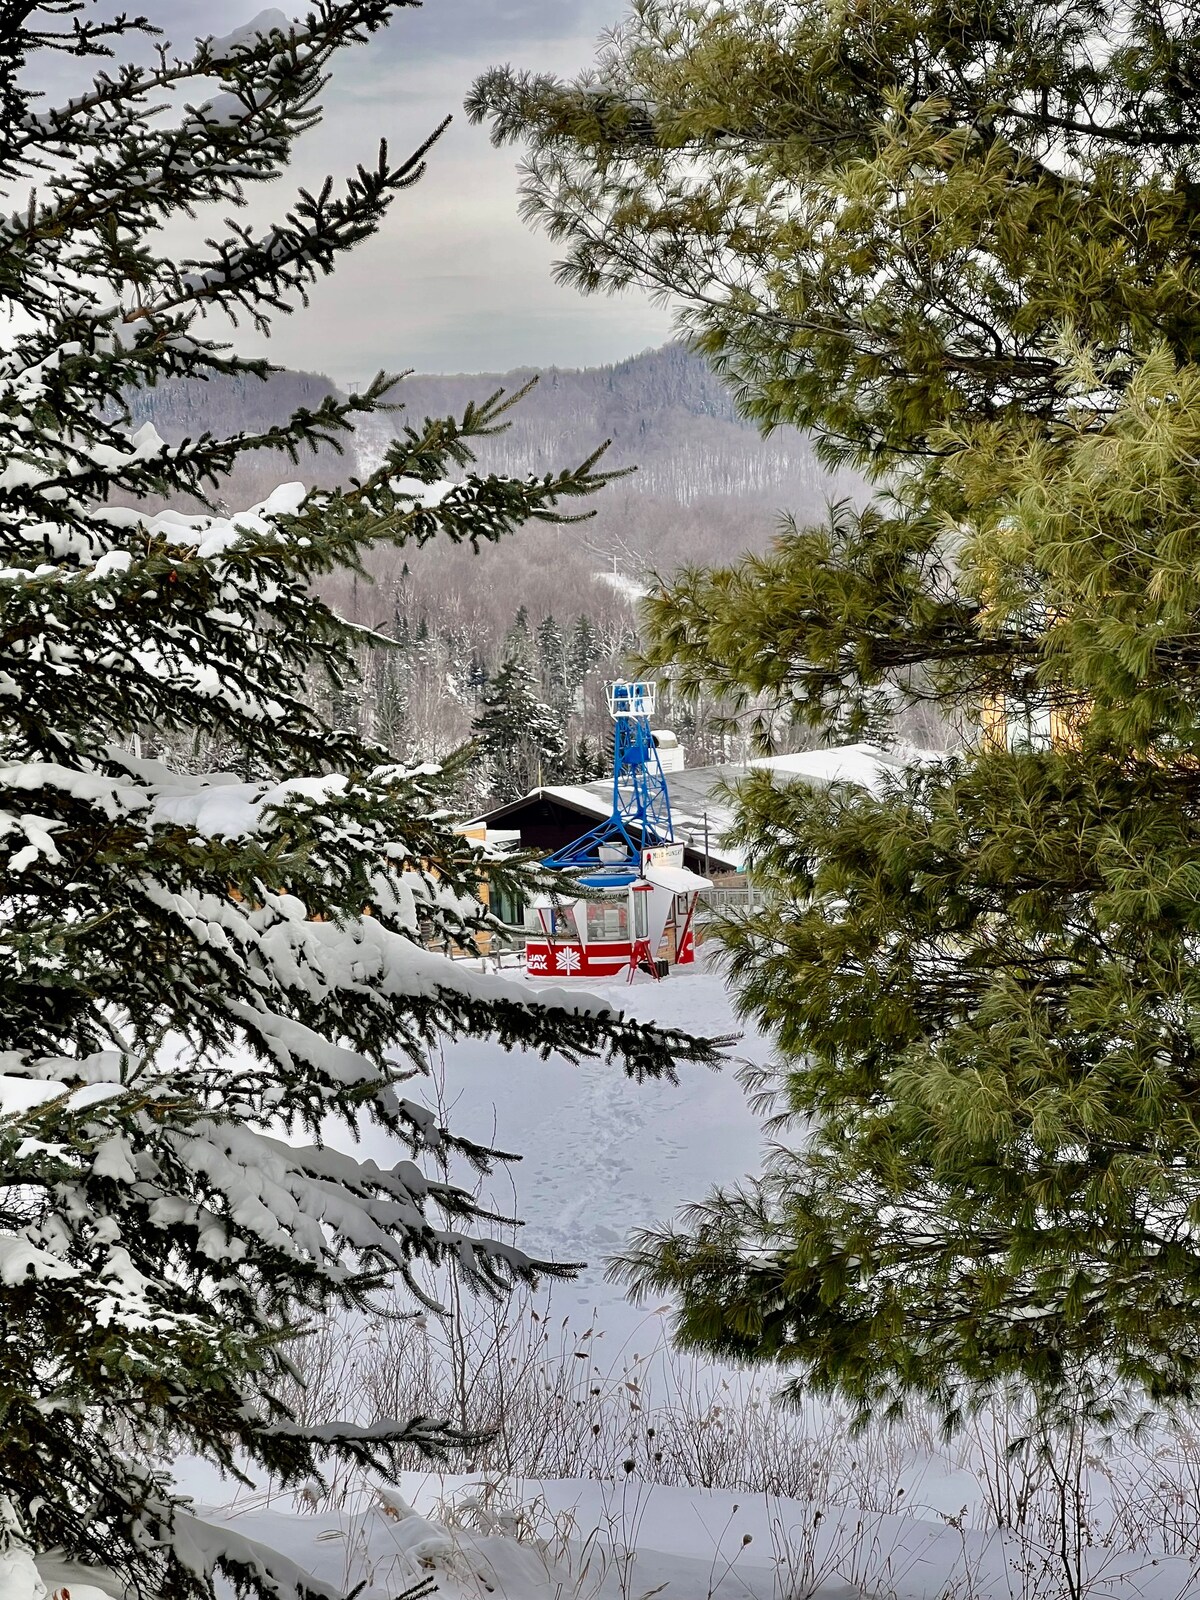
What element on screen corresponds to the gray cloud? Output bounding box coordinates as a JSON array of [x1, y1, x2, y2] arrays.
[[363, 0, 618, 54], [135, 0, 667, 380], [163, 0, 614, 55]]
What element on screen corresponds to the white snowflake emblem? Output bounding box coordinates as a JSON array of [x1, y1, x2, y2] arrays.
[[555, 946, 581, 975], [526, 951, 547, 971]]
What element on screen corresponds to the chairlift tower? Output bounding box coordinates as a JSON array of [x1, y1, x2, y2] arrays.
[[542, 680, 675, 886], [527, 680, 707, 980]]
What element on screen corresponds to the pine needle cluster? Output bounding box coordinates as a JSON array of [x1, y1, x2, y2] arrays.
[[0, 5, 711, 1594], [473, 0, 1200, 1426]]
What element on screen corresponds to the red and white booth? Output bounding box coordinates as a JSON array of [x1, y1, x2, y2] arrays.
[[524, 844, 709, 981]]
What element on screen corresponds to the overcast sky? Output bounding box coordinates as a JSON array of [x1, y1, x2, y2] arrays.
[[98, 2, 673, 384]]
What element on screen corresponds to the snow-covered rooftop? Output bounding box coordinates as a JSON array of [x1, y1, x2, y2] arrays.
[[466, 744, 936, 873], [537, 784, 613, 818], [746, 741, 914, 792]]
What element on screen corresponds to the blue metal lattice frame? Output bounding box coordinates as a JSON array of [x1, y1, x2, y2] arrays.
[[542, 682, 675, 888]]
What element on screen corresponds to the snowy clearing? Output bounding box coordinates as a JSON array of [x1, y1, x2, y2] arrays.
[[157, 960, 1200, 1600]]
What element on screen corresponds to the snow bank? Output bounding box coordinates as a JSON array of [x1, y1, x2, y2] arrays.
[[187, 1470, 1200, 1600]]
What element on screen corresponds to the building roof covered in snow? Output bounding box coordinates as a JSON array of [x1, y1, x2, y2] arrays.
[[465, 743, 926, 874]]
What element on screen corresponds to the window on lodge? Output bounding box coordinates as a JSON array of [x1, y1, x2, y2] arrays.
[[1006, 692, 1054, 753], [490, 882, 525, 928], [999, 609, 1056, 753]]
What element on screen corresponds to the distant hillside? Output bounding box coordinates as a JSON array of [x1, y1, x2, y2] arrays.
[[122, 368, 348, 508], [122, 344, 864, 663], [124, 367, 341, 443], [360, 343, 859, 512], [123, 344, 859, 519], [120, 348, 902, 764]]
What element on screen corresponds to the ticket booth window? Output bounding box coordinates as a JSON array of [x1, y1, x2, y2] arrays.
[[587, 900, 628, 941], [632, 889, 649, 939]]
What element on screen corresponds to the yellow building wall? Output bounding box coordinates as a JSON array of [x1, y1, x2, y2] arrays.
[[456, 822, 494, 955], [980, 692, 1080, 752]]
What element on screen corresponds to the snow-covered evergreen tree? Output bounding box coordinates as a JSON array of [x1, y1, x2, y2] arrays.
[[501, 604, 533, 669], [370, 647, 410, 757], [471, 654, 568, 803], [467, 649, 489, 702], [0, 5, 707, 1596], [568, 613, 599, 694], [568, 735, 607, 786], [535, 612, 568, 703]]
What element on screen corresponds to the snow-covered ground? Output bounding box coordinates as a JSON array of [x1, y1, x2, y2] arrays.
[[594, 569, 651, 604], [171, 958, 1200, 1600], [193, 1472, 1200, 1600], [385, 959, 767, 1297]]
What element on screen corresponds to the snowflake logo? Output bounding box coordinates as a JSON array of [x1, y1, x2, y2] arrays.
[[556, 946, 581, 975], [526, 951, 547, 971]]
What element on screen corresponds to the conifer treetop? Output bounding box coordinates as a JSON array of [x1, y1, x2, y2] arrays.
[[474, 0, 1200, 1431], [469, 0, 1200, 475], [0, 7, 714, 1597]]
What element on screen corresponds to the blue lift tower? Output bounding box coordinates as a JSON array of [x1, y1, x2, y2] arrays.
[[542, 681, 675, 888]]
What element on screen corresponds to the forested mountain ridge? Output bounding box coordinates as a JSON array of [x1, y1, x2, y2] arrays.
[[123, 343, 857, 515], [124, 344, 865, 778], [123, 367, 348, 507], [124, 366, 341, 449], [357, 343, 859, 507]]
